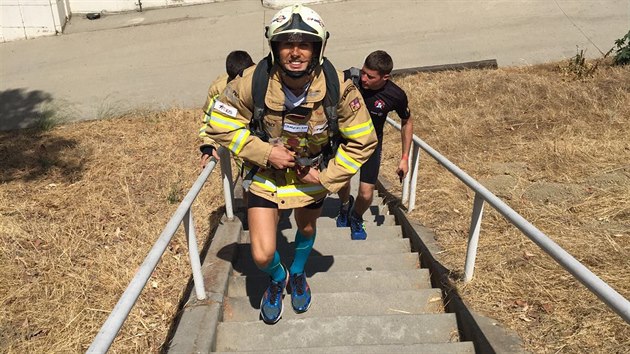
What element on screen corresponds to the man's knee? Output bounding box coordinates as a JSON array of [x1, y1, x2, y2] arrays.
[[358, 184, 375, 202], [252, 250, 274, 268]]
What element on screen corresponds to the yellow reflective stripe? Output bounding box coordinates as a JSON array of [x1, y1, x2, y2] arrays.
[[203, 113, 211, 124], [243, 166, 276, 191], [277, 184, 327, 197], [340, 120, 374, 139], [229, 129, 250, 155], [210, 111, 245, 130], [335, 148, 360, 173], [198, 126, 208, 138], [204, 95, 218, 113]]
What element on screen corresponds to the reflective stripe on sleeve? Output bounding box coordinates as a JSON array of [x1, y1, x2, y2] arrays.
[[340, 120, 374, 139], [210, 111, 245, 130], [228, 129, 250, 155], [335, 148, 360, 173]]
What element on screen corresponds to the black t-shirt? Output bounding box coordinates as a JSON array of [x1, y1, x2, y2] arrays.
[[345, 69, 411, 137]]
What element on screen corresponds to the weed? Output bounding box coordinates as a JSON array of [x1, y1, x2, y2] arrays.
[[35, 101, 75, 131], [613, 30, 630, 65], [559, 47, 598, 80], [167, 180, 183, 204]]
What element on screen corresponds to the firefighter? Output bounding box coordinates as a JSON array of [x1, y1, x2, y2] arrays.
[[201, 4, 377, 324]]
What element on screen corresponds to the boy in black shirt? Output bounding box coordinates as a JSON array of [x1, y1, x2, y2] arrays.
[[337, 50, 413, 240]]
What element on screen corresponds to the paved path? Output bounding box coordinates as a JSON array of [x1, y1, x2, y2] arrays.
[[1, 0, 628, 130]]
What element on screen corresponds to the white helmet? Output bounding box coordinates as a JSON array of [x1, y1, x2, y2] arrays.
[[265, 4, 329, 76]]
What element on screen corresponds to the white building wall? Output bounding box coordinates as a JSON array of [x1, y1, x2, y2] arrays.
[[1, 0, 70, 42], [0, 0, 217, 42]]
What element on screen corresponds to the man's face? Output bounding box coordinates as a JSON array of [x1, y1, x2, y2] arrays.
[[278, 41, 314, 73], [360, 66, 389, 90]]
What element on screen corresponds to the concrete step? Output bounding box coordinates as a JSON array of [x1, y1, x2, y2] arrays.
[[214, 341, 475, 353], [241, 225, 403, 243], [215, 313, 460, 351], [317, 196, 389, 219], [227, 269, 432, 298], [223, 289, 445, 322], [233, 237, 410, 260], [279, 213, 396, 229], [232, 252, 420, 276]]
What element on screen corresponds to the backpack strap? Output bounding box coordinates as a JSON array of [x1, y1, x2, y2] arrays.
[[344, 67, 361, 88], [250, 54, 273, 143], [320, 58, 341, 169]]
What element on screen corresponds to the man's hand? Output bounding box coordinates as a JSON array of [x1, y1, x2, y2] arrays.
[[396, 158, 409, 182], [200, 149, 220, 169], [267, 145, 295, 169], [296, 166, 321, 185]]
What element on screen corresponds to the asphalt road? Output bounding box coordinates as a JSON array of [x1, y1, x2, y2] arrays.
[[1, 0, 628, 130]]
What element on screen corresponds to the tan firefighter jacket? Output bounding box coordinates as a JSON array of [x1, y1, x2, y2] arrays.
[[202, 64, 378, 209], [198, 73, 229, 149]]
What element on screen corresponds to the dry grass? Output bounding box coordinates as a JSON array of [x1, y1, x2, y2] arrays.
[[381, 60, 630, 353], [1, 60, 628, 353], [0, 109, 225, 352]]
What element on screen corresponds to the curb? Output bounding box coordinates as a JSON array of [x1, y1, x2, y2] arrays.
[[377, 177, 530, 354], [166, 214, 243, 353], [262, 0, 345, 9]]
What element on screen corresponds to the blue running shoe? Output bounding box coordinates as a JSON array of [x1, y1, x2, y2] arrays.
[[260, 274, 287, 324], [349, 212, 367, 240], [336, 195, 354, 227], [287, 272, 311, 313]]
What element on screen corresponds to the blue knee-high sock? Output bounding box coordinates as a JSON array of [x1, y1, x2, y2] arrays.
[[290, 230, 316, 275], [259, 251, 286, 283]]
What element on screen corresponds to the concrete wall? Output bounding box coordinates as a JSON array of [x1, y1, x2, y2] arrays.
[[1, 0, 70, 42], [0, 0, 218, 42], [67, 0, 219, 14]]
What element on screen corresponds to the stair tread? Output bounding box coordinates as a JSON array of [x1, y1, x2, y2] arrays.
[[214, 341, 475, 354], [223, 289, 445, 322], [215, 313, 460, 351]]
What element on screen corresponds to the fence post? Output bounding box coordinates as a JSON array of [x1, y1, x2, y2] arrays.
[[464, 192, 485, 282], [183, 209, 206, 300], [407, 144, 421, 212], [218, 147, 234, 220]]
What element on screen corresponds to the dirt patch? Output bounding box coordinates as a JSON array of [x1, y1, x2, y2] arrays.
[[522, 182, 589, 204]]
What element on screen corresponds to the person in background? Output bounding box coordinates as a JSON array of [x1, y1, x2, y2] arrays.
[[199, 50, 255, 167], [336, 50, 413, 240]]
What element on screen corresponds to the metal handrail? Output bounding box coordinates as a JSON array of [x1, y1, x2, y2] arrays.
[[87, 147, 234, 353], [386, 117, 630, 324]]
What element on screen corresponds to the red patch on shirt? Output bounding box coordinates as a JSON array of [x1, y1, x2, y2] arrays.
[[350, 98, 361, 112]]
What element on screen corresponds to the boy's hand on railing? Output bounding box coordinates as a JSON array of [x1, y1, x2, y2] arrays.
[[396, 157, 409, 182]]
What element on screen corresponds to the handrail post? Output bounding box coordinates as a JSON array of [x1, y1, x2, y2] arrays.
[[464, 192, 485, 282], [183, 209, 206, 300], [407, 144, 420, 212], [401, 153, 411, 206], [218, 147, 234, 220]]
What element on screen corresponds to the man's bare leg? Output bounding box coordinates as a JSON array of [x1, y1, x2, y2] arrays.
[[352, 181, 375, 217], [248, 207, 280, 268], [289, 205, 322, 313]]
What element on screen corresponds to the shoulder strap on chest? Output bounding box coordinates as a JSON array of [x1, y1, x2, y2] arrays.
[[250, 55, 273, 142]]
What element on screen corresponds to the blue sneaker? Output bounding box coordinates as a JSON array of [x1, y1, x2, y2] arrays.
[[349, 212, 367, 240], [336, 195, 354, 227], [287, 272, 311, 313], [260, 273, 287, 324]]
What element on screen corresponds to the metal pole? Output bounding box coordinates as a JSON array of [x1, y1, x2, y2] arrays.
[[87, 160, 217, 353], [218, 147, 234, 220], [402, 153, 411, 206], [464, 193, 485, 282], [183, 209, 206, 300], [385, 117, 630, 323], [408, 144, 420, 212]]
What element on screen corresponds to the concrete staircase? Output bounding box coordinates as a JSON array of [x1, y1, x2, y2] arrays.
[[206, 181, 475, 353]]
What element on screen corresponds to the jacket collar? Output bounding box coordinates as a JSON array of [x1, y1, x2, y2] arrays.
[[265, 66, 326, 111]]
